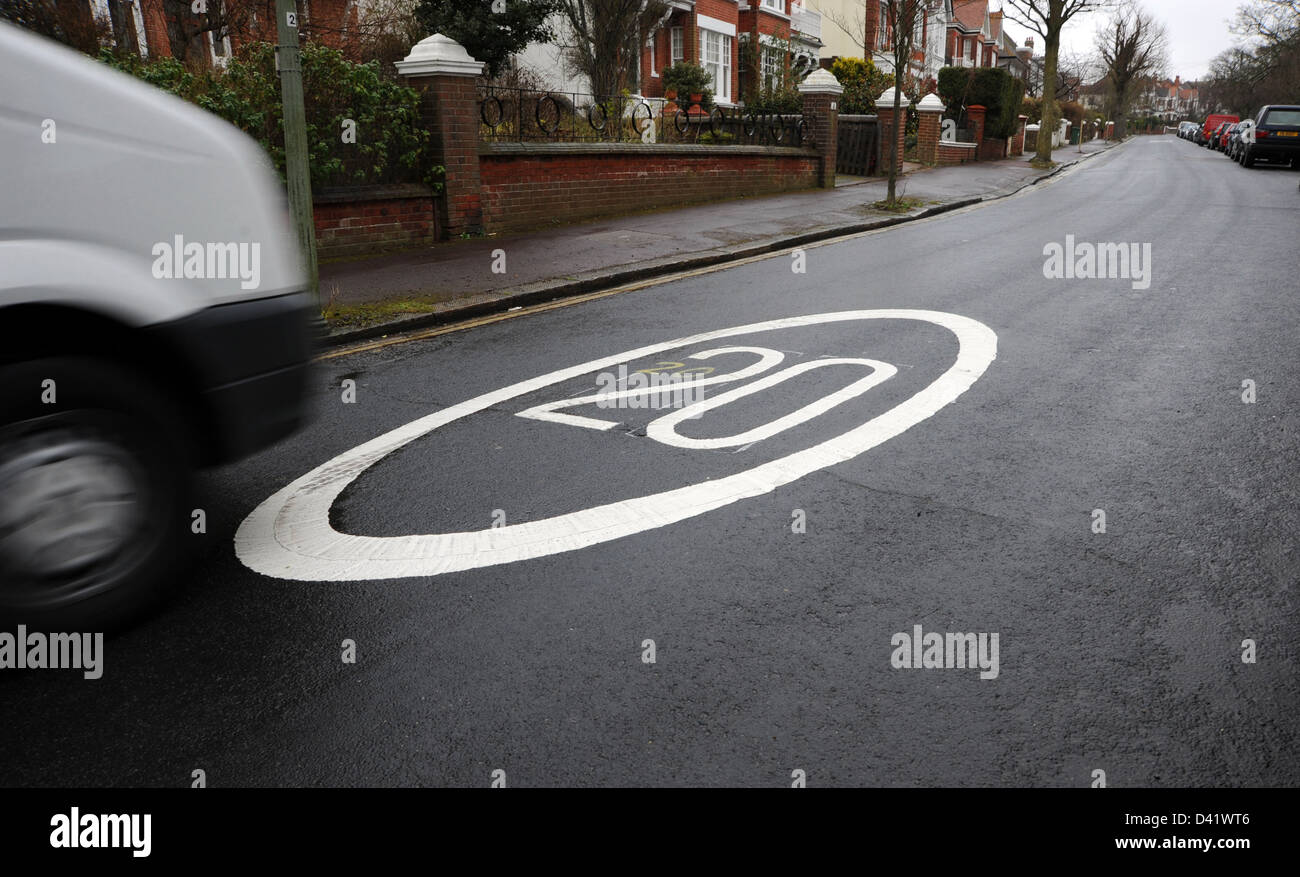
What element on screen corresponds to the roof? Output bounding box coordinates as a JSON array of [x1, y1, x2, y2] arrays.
[[951, 0, 988, 32]]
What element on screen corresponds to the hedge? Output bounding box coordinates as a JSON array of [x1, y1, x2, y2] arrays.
[[937, 66, 1025, 140]]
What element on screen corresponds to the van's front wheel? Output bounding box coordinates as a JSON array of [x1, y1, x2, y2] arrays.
[[0, 358, 195, 630]]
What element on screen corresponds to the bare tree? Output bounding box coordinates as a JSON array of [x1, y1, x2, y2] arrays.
[[1096, 2, 1166, 137], [879, 0, 944, 204], [1003, 0, 1113, 163], [556, 0, 669, 97]]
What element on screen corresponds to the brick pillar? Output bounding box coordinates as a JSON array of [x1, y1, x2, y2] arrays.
[[396, 34, 485, 239], [798, 68, 843, 189], [968, 104, 987, 147], [1012, 114, 1028, 156], [876, 87, 912, 173], [915, 92, 945, 166]]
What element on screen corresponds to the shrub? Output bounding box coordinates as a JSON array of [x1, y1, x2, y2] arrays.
[[830, 57, 892, 115], [99, 42, 436, 192], [745, 84, 803, 114]]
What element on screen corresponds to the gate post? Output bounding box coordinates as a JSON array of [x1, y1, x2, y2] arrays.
[[396, 33, 485, 239], [799, 68, 843, 189], [876, 87, 913, 174], [916, 93, 945, 166]]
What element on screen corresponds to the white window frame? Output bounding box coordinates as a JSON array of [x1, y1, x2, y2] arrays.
[[877, 1, 890, 50], [760, 0, 785, 10], [699, 27, 733, 104], [671, 26, 684, 64], [649, 32, 658, 77], [761, 44, 781, 90]]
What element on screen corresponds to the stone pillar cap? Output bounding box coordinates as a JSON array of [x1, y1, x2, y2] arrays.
[[396, 33, 485, 77], [916, 92, 945, 112], [877, 87, 913, 106], [798, 68, 843, 95]]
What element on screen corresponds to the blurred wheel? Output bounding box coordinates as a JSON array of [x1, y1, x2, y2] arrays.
[[0, 358, 194, 629]]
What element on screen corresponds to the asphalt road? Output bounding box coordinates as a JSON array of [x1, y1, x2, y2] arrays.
[[4, 137, 1298, 788]]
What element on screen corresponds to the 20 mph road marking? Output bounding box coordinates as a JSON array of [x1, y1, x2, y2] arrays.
[[235, 310, 997, 582]]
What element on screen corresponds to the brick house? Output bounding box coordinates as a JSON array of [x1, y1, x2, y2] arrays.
[[82, 0, 358, 64], [639, 1, 824, 106]]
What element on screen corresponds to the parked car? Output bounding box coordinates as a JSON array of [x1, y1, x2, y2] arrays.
[[1207, 122, 1229, 151], [1227, 120, 1254, 161], [1201, 114, 1239, 146], [0, 22, 314, 628], [1178, 121, 1196, 139], [1240, 104, 1300, 168], [1218, 122, 1239, 152]]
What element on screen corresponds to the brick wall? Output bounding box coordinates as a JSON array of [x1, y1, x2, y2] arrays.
[[313, 185, 438, 259], [478, 143, 819, 235], [936, 142, 976, 165]]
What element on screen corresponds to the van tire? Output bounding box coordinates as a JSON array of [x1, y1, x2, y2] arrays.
[[0, 357, 196, 630]]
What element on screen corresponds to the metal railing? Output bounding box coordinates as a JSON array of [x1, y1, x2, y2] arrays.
[[478, 86, 810, 147]]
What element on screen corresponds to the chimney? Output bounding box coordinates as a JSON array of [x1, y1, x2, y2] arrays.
[[1026, 36, 1034, 50]]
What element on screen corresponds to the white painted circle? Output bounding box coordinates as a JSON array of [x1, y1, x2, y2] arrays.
[[235, 310, 997, 581]]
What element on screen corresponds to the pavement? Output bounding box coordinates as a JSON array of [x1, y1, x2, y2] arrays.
[[6, 135, 1297, 787], [320, 139, 1118, 344]]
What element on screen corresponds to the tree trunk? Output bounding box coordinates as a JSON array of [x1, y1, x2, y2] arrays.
[[1036, 28, 1060, 163]]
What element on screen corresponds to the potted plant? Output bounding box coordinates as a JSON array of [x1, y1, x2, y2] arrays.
[[662, 62, 713, 113]]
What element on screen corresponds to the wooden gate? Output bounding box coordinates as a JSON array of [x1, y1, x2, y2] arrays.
[[837, 115, 880, 176]]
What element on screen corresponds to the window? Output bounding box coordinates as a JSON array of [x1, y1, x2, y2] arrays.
[[671, 27, 684, 64], [877, 2, 891, 49], [700, 29, 732, 103], [1262, 108, 1300, 126], [761, 0, 785, 10], [649, 32, 658, 77], [761, 45, 782, 90]]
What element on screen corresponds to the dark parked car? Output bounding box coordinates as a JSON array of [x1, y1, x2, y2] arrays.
[[1240, 104, 1300, 168], [1208, 122, 1231, 151]]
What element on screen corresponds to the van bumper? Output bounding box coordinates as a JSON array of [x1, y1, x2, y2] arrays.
[[149, 291, 316, 464]]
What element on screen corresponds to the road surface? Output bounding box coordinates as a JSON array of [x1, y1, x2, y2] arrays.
[[3, 137, 1297, 788]]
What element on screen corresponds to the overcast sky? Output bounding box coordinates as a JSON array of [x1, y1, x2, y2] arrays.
[[998, 0, 1249, 81]]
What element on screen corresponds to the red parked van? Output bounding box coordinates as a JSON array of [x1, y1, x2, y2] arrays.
[[1201, 114, 1240, 146]]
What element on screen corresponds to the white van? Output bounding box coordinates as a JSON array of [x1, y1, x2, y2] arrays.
[[0, 22, 313, 628]]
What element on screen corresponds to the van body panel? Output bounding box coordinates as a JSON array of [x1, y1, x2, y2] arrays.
[[0, 22, 306, 318]]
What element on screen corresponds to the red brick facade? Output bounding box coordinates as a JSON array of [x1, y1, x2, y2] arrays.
[[640, 0, 798, 105], [133, 0, 359, 61]]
